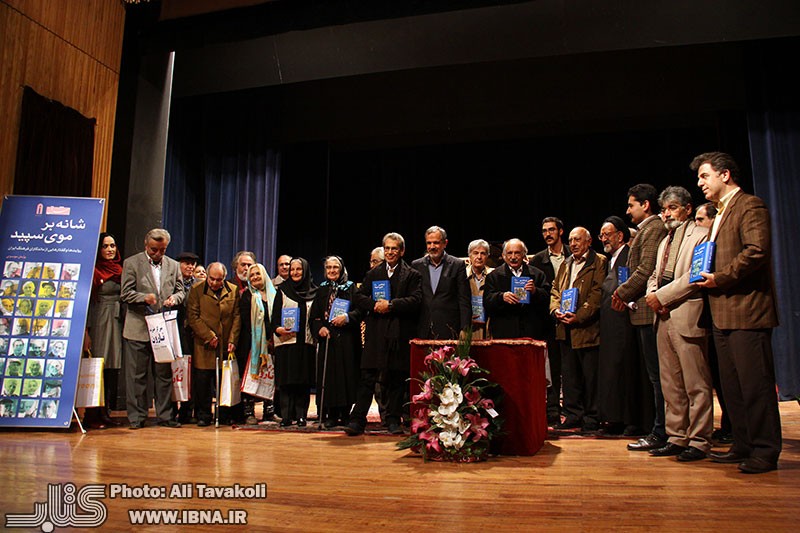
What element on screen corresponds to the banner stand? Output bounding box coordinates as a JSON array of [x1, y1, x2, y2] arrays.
[[72, 407, 86, 434]]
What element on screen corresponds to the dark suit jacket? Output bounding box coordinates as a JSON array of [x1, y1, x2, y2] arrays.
[[353, 260, 422, 370], [531, 247, 567, 284], [411, 252, 471, 339], [120, 252, 185, 342], [483, 262, 551, 340], [708, 191, 779, 330]]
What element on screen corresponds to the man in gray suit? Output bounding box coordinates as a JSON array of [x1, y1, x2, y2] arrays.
[[121, 228, 185, 429]]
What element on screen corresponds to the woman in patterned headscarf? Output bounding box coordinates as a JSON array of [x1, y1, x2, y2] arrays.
[[271, 257, 318, 427], [309, 256, 364, 428], [236, 263, 277, 424]]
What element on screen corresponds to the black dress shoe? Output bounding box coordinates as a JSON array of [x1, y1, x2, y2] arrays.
[[554, 419, 581, 430], [344, 422, 364, 436], [738, 457, 777, 474], [709, 450, 748, 463], [677, 447, 707, 462], [197, 420, 210, 427], [158, 420, 181, 428], [129, 421, 143, 430], [279, 419, 292, 427], [388, 423, 404, 435], [627, 434, 666, 451], [297, 418, 307, 427], [649, 443, 686, 456], [712, 429, 734, 445]]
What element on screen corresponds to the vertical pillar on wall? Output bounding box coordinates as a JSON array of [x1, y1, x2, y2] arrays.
[[124, 51, 175, 256]]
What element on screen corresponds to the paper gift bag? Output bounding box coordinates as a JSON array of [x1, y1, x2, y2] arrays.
[[145, 310, 183, 362], [220, 354, 241, 407], [76, 357, 105, 408], [171, 355, 191, 402], [241, 354, 275, 400]]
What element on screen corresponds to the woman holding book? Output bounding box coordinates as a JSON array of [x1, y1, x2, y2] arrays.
[[309, 256, 364, 428], [271, 257, 318, 427]]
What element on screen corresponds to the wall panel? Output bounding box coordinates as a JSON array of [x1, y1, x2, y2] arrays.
[[0, 0, 125, 227]]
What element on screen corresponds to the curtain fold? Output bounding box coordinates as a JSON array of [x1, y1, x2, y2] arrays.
[[163, 96, 280, 278]]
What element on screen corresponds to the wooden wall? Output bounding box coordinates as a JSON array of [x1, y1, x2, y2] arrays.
[[0, 0, 125, 227]]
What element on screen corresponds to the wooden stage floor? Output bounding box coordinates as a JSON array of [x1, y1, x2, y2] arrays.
[[1, 399, 799, 532]]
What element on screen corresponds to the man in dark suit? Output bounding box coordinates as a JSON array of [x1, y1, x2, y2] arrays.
[[484, 238, 551, 341], [613, 184, 669, 451], [531, 216, 568, 425], [692, 152, 781, 474], [597, 216, 648, 436], [347, 232, 422, 436], [412, 226, 471, 340], [121, 228, 185, 429]]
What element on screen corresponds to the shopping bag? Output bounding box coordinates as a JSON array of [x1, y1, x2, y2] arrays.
[[171, 355, 191, 402], [220, 353, 241, 407], [241, 353, 275, 400], [145, 310, 183, 362], [75, 356, 105, 408]]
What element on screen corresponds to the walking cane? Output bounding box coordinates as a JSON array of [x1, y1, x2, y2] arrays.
[[318, 337, 330, 430], [215, 347, 220, 429]]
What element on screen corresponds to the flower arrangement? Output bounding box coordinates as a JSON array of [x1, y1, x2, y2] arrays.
[[397, 334, 502, 462]]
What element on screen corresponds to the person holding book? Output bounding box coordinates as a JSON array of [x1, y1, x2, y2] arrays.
[[483, 238, 550, 341], [644, 186, 712, 462], [187, 262, 242, 426], [531, 216, 568, 425], [597, 216, 647, 437], [412, 226, 471, 340], [549, 227, 607, 432], [466, 239, 494, 340], [691, 152, 781, 474], [346, 232, 422, 436], [612, 184, 669, 452], [271, 257, 318, 427], [310, 256, 363, 428], [693, 202, 732, 445]]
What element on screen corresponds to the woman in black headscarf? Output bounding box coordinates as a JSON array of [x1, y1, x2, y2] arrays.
[[271, 257, 318, 427], [310, 256, 364, 428]]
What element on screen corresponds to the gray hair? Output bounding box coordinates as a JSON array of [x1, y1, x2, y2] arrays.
[[231, 250, 257, 271], [144, 228, 171, 245], [370, 247, 385, 260], [659, 186, 693, 208], [502, 238, 528, 255], [425, 226, 447, 241], [467, 239, 490, 255], [382, 232, 405, 250]]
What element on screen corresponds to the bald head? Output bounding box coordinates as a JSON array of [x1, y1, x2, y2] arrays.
[[568, 227, 592, 259]]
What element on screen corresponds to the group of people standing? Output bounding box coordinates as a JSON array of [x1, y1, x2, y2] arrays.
[[82, 151, 782, 474]]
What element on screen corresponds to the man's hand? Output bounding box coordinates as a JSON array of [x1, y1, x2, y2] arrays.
[[318, 326, 330, 339], [163, 295, 177, 307], [227, 342, 236, 354], [694, 272, 717, 288], [208, 336, 219, 349], [611, 291, 626, 312], [645, 292, 663, 312], [502, 291, 520, 305], [144, 293, 157, 306]]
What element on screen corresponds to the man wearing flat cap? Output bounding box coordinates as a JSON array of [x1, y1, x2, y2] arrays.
[[597, 216, 649, 436]]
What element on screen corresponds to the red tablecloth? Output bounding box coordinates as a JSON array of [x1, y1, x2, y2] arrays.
[[409, 338, 548, 456]]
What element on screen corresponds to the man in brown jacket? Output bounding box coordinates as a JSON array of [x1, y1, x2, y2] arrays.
[[692, 152, 781, 474], [187, 262, 241, 426], [550, 227, 607, 433], [613, 184, 669, 451]]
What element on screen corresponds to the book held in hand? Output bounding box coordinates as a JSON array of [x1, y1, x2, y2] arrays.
[[560, 287, 578, 314], [689, 242, 715, 283], [511, 276, 531, 304], [617, 266, 629, 284], [471, 295, 485, 323], [372, 280, 391, 301], [281, 307, 300, 333], [330, 298, 350, 320]]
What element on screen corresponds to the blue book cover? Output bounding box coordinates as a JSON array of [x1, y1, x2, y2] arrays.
[[372, 280, 391, 301], [281, 307, 300, 332], [689, 241, 715, 283], [560, 287, 579, 314], [330, 298, 350, 319], [617, 266, 629, 284], [471, 295, 485, 323], [511, 276, 531, 304]]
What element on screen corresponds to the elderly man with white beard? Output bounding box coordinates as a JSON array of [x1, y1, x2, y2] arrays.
[[644, 186, 712, 462]]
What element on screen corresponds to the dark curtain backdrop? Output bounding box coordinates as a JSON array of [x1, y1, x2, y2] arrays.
[[14, 87, 95, 197], [747, 40, 800, 400], [163, 96, 280, 276]]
